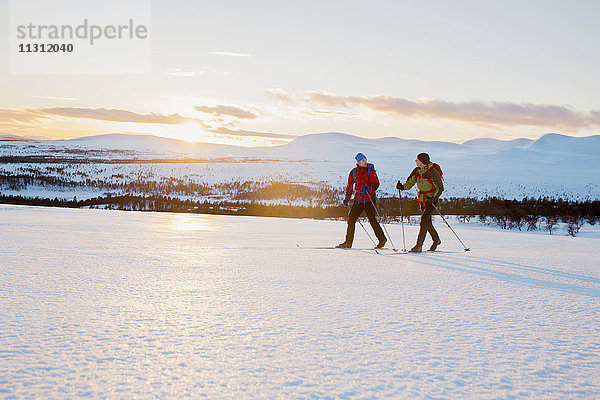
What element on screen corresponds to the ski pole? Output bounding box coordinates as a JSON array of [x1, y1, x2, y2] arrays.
[[398, 189, 407, 252], [361, 190, 398, 252], [432, 204, 470, 252], [346, 203, 378, 247]]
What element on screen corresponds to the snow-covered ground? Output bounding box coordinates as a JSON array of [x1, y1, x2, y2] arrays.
[[1, 205, 599, 398]]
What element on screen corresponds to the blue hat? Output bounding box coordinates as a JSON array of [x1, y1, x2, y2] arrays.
[[355, 153, 366, 163]]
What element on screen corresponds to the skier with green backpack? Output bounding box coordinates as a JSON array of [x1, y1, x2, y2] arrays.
[[397, 153, 444, 252]]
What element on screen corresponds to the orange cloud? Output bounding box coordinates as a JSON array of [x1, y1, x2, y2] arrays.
[[0, 108, 48, 123], [207, 126, 293, 139], [305, 92, 598, 130], [0, 106, 291, 141], [40, 107, 190, 124], [194, 105, 258, 120]]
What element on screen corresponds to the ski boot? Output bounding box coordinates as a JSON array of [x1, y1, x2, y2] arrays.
[[409, 244, 422, 253], [428, 239, 441, 252]]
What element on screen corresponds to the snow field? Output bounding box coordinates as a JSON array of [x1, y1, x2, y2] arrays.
[[1, 158, 597, 201], [0, 205, 599, 398], [3, 132, 600, 200]]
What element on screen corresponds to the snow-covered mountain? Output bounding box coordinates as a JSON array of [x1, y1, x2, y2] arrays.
[[1, 132, 599, 200], [462, 137, 533, 152], [527, 133, 600, 156], [67, 133, 235, 153], [0, 133, 50, 141], [3, 131, 597, 161]]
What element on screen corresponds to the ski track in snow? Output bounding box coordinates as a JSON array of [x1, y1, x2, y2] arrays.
[[0, 205, 599, 399]]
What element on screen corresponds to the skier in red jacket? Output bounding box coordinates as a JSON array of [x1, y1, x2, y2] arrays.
[[337, 153, 387, 249]]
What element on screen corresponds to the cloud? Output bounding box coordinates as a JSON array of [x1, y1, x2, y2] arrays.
[[194, 105, 258, 120], [587, 110, 600, 125], [40, 107, 190, 125], [33, 96, 77, 101], [305, 92, 599, 130], [305, 109, 356, 116], [208, 51, 251, 57], [267, 88, 295, 103], [207, 126, 294, 139], [0, 108, 47, 123], [164, 68, 210, 77], [31, 106, 290, 140], [305, 91, 349, 108]]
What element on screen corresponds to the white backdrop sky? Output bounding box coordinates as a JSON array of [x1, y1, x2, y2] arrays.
[[1, 0, 600, 145]]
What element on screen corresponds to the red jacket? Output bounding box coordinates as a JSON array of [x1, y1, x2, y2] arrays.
[[345, 163, 380, 204]]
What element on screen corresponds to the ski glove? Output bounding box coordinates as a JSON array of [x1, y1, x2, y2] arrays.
[[360, 185, 370, 193], [396, 181, 404, 190], [343, 199, 349, 207]]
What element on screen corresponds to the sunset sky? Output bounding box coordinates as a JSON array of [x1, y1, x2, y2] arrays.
[[1, 0, 600, 146]]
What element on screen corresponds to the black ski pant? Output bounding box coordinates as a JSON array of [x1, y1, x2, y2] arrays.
[[344, 202, 386, 245], [416, 202, 440, 246]]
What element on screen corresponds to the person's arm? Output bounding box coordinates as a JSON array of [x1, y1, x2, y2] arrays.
[[345, 170, 355, 202], [399, 167, 418, 190]]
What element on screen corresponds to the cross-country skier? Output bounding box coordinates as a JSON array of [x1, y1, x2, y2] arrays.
[[396, 152, 444, 252], [337, 153, 387, 249]]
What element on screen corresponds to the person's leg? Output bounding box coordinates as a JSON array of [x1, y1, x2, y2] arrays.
[[415, 203, 430, 247], [425, 204, 439, 240], [424, 203, 440, 250], [411, 202, 431, 252], [365, 202, 386, 243], [343, 203, 363, 246], [422, 203, 437, 237]]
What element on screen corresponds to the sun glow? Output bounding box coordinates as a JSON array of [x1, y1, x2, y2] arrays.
[[171, 214, 211, 231], [149, 122, 286, 147], [170, 121, 212, 143], [146, 121, 220, 144]]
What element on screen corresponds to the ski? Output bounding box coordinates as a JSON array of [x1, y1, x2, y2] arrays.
[[371, 248, 403, 255], [385, 250, 409, 255], [297, 244, 377, 250], [295, 244, 458, 255], [296, 244, 385, 252], [388, 250, 460, 255]]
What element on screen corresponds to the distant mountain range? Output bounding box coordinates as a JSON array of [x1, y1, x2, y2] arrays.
[[81, 131, 600, 158], [0, 133, 50, 141], [4, 131, 598, 158], [1, 131, 599, 199]]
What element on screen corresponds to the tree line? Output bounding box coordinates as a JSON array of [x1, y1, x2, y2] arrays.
[[0, 193, 597, 236], [375, 196, 598, 236], [0, 173, 340, 206]]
